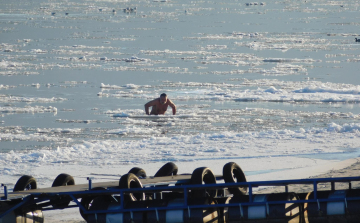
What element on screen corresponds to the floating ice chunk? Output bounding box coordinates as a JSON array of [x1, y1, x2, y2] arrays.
[[100, 83, 151, 89], [31, 83, 40, 88], [264, 86, 278, 93], [327, 123, 360, 133], [97, 92, 108, 97], [104, 109, 143, 115], [201, 45, 227, 50], [259, 64, 308, 76], [0, 106, 58, 114], [30, 49, 47, 54], [107, 127, 160, 135], [123, 56, 149, 62], [0, 95, 66, 103], [0, 85, 15, 90], [113, 112, 130, 117], [60, 128, 82, 133], [101, 83, 122, 89], [124, 84, 139, 89]]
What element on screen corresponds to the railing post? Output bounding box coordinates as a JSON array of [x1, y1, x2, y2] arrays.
[[248, 184, 253, 202], [120, 189, 124, 209], [331, 182, 335, 191], [87, 177, 93, 190], [313, 180, 317, 200], [1, 184, 7, 200], [184, 185, 188, 206]]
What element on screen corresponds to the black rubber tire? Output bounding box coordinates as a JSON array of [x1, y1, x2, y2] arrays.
[[52, 173, 75, 187], [128, 167, 147, 178], [13, 175, 37, 192], [191, 167, 217, 198], [119, 173, 145, 203], [154, 162, 178, 177], [222, 162, 247, 195], [51, 173, 75, 209], [79, 187, 107, 221]]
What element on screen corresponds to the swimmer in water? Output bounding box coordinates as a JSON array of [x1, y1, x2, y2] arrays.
[[144, 93, 176, 115]]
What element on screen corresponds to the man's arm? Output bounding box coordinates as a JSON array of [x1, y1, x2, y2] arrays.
[[145, 99, 157, 115], [168, 99, 176, 115]]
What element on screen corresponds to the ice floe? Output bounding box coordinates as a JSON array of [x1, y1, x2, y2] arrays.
[[0, 106, 57, 114], [0, 95, 66, 103]]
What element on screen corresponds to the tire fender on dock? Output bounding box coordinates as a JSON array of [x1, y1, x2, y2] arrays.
[[191, 167, 217, 198], [51, 173, 75, 209], [154, 162, 178, 177], [222, 162, 247, 195], [86, 195, 119, 223], [13, 175, 37, 192], [79, 187, 107, 221], [119, 173, 145, 203], [128, 167, 147, 178]]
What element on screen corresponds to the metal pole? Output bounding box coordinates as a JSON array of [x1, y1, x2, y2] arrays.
[[249, 184, 253, 202], [87, 177, 93, 190], [1, 184, 8, 200]]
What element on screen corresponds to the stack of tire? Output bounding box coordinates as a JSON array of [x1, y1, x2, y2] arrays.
[[84, 162, 220, 223], [3, 173, 75, 223]]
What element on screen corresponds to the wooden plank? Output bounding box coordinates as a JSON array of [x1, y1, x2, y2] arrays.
[[1, 175, 195, 197], [1, 175, 225, 200]]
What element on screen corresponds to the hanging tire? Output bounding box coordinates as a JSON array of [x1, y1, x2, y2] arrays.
[[51, 173, 75, 209], [86, 195, 118, 223], [222, 162, 247, 195], [52, 173, 75, 187], [119, 173, 145, 203], [13, 175, 37, 192], [154, 162, 178, 177], [128, 167, 147, 178], [79, 187, 107, 221], [191, 167, 217, 198]]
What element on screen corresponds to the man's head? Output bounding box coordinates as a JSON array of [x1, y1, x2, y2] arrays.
[[160, 93, 167, 104]]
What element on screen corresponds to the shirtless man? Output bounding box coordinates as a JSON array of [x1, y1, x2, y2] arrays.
[[145, 93, 176, 115]]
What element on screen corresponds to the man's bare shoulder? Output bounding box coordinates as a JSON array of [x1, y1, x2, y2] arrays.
[[167, 99, 176, 106], [145, 98, 160, 105]]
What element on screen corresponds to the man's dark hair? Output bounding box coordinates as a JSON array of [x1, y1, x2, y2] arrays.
[[160, 93, 167, 97]]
